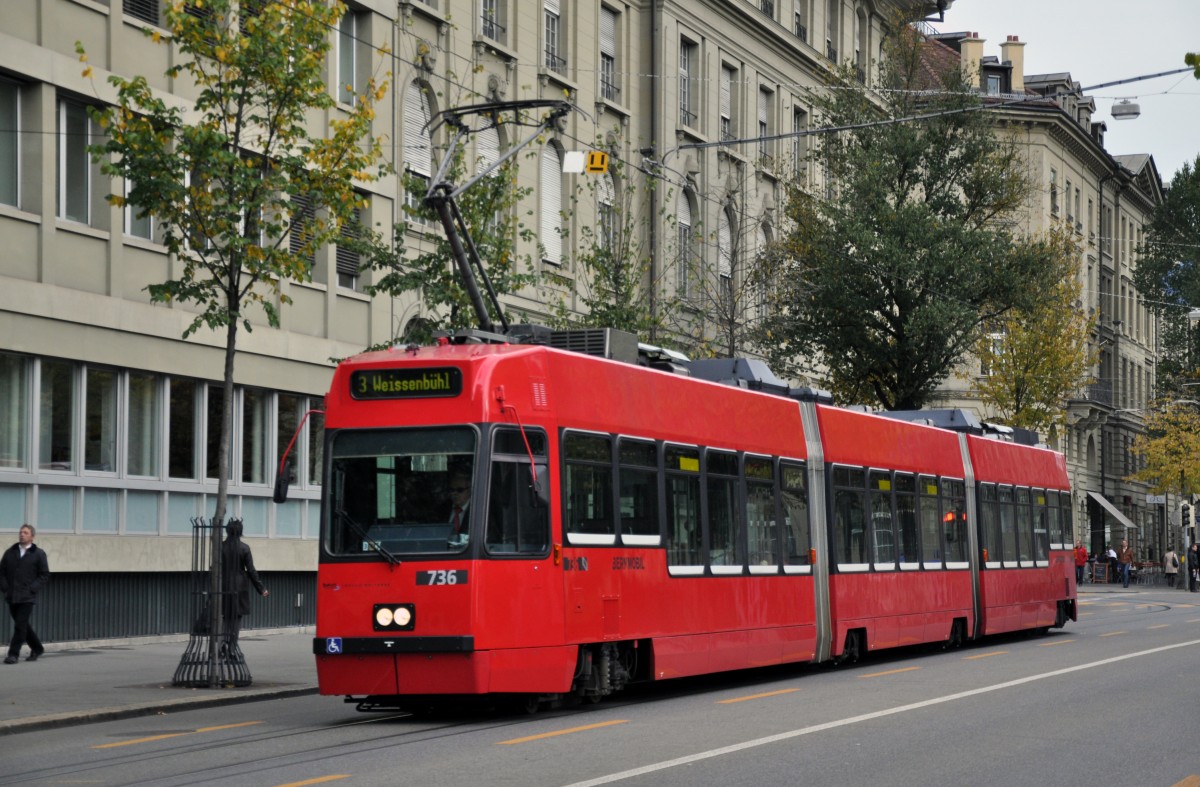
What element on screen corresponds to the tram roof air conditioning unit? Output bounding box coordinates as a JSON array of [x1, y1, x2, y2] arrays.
[[544, 327, 639, 364]]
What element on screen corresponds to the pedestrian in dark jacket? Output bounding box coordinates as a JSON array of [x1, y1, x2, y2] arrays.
[[1, 524, 50, 664], [220, 519, 268, 654]]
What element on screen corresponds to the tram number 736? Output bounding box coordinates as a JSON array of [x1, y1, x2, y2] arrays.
[[417, 570, 468, 586]]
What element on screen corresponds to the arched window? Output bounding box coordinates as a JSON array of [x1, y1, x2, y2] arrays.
[[540, 144, 563, 265]]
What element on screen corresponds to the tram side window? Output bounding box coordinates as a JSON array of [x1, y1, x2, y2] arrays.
[[666, 445, 702, 566], [618, 439, 660, 542], [781, 461, 810, 566], [944, 480, 968, 563], [564, 433, 615, 540], [920, 476, 942, 567], [1046, 490, 1062, 546], [707, 450, 743, 569], [979, 484, 1000, 564], [1060, 492, 1073, 545], [832, 466, 868, 566], [1015, 488, 1032, 562], [1033, 490, 1050, 560], [895, 473, 919, 567], [870, 470, 896, 569], [486, 428, 549, 555], [998, 485, 1017, 565], [746, 456, 778, 567]]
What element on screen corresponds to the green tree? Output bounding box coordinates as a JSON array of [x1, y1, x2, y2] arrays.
[[363, 143, 537, 343], [1132, 155, 1200, 391], [767, 27, 1056, 409], [969, 226, 1096, 435], [544, 149, 673, 339], [84, 0, 386, 525]]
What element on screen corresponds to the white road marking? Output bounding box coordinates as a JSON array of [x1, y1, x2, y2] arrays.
[[564, 638, 1200, 786]]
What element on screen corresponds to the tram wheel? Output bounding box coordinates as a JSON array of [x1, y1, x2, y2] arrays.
[[839, 630, 862, 665], [944, 618, 966, 650]]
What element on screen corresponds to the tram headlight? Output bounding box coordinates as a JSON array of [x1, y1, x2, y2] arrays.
[[373, 602, 415, 631]]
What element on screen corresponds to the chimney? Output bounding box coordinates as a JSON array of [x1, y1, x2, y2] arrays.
[[1000, 35, 1026, 93], [959, 33, 984, 89]]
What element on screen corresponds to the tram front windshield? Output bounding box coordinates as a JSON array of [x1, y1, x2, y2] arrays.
[[325, 427, 477, 557]]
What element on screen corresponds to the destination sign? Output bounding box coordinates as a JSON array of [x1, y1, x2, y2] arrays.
[[350, 367, 463, 400]]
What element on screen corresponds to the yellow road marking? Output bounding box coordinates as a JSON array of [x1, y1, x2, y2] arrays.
[[718, 688, 800, 704], [964, 651, 1007, 660], [499, 720, 628, 745], [272, 777, 351, 787], [1037, 639, 1075, 647], [859, 666, 920, 678], [1100, 631, 1127, 637], [93, 720, 263, 749], [1171, 776, 1200, 787]]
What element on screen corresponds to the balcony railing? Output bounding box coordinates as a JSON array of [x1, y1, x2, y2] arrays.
[[795, 22, 808, 43], [481, 14, 505, 42], [544, 50, 567, 74], [826, 43, 838, 63], [680, 106, 697, 127], [601, 79, 620, 102]]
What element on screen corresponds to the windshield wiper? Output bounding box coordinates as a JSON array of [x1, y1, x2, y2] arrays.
[[336, 508, 401, 569]]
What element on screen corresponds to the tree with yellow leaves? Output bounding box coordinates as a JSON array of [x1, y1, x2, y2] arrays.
[[1129, 400, 1200, 496], [969, 225, 1096, 437]]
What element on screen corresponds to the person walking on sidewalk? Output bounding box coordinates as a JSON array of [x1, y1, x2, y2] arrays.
[[1190, 544, 1200, 592], [221, 519, 268, 655], [1117, 539, 1134, 588], [1074, 541, 1089, 585], [1165, 546, 1180, 588], [0, 524, 50, 664]]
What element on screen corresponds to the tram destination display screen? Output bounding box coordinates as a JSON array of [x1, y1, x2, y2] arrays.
[[350, 367, 463, 400]]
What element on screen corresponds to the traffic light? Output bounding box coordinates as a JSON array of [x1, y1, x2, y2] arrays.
[[1183, 503, 1192, 530]]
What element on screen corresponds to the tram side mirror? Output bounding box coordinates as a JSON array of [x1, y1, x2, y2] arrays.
[[273, 457, 293, 504], [530, 465, 550, 508]]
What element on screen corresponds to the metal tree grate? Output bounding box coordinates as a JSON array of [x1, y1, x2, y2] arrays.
[[171, 517, 253, 688]]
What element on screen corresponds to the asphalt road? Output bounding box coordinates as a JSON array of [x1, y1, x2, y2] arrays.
[[4, 590, 1197, 787]]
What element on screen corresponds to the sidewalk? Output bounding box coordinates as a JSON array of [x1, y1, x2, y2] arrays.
[[0, 627, 318, 735]]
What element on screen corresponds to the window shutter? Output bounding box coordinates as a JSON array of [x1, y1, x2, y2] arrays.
[[405, 81, 432, 176], [476, 125, 500, 173], [759, 88, 769, 126], [540, 146, 562, 264], [600, 8, 616, 56], [290, 195, 315, 264], [123, 0, 159, 25], [721, 68, 733, 120], [545, 0, 559, 13], [336, 207, 361, 284], [718, 210, 732, 279]]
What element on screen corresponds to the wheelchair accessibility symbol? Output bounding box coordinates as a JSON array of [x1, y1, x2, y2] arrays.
[[326, 637, 343, 654]]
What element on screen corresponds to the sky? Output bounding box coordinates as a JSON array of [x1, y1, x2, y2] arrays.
[[930, 0, 1200, 183]]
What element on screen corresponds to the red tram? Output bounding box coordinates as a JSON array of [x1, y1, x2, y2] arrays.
[[308, 331, 1076, 710]]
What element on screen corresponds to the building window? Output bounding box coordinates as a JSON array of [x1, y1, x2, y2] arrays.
[[84, 367, 118, 473], [39, 359, 75, 472], [404, 81, 433, 225], [677, 189, 693, 298], [336, 204, 361, 290], [125, 178, 154, 240], [169, 378, 197, 480], [794, 1, 809, 43], [679, 39, 697, 128], [598, 172, 616, 251], [544, 0, 565, 73], [756, 224, 770, 320], [792, 106, 809, 174], [1050, 169, 1059, 215], [127, 371, 159, 478], [600, 7, 619, 101], [58, 99, 97, 225], [720, 66, 736, 141], [337, 7, 363, 105], [481, 0, 506, 44], [718, 208, 734, 289], [289, 194, 315, 264], [826, 0, 839, 63], [123, 0, 160, 26], [242, 387, 268, 484], [540, 144, 563, 265], [0, 354, 28, 470], [758, 87, 773, 166], [760, 0, 775, 20], [0, 78, 18, 208]]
